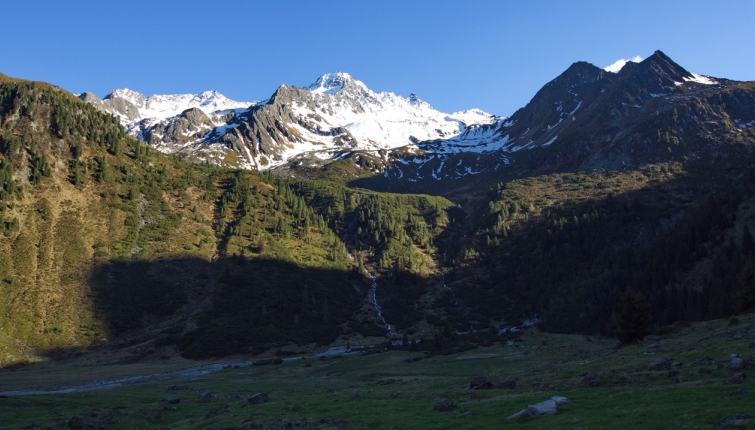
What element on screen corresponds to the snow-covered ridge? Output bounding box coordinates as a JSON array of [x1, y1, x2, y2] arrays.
[[107, 88, 256, 122]]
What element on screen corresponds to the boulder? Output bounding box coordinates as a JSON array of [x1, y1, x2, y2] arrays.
[[433, 399, 457, 411], [582, 373, 602, 386], [724, 373, 748, 384], [506, 396, 570, 421], [528, 399, 558, 415], [507, 407, 537, 421], [551, 396, 571, 405], [730, 388, 747, 396], [469, 376, 493, 390], [715, 414, 755, 428], [349, 393, 361, 402], [198, 390, 213, 403], [729, 355, 747, 370], [164, 396, 180, 404], [247, 393, 269, 404], [496, 378, 517, 389], [648, 357, 671, 371]]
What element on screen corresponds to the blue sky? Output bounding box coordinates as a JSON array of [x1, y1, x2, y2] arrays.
[[2, 0, 753, 116]]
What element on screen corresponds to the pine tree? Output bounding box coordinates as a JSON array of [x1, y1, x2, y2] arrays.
[[615, 287, 651, 344]]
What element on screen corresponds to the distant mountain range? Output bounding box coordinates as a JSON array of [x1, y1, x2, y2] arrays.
[[81, 51, 754, 189], [80, 72, 505, 177]]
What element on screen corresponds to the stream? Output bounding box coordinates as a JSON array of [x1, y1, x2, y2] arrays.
[[0, 346, 370, 397], [368, 276, 394, 337]]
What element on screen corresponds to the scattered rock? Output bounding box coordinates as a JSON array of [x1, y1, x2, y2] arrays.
[[730, 388, 747, 396], [716, 414, 755, 428], [198, 390, 213, 403], [203, 405, 230, 420], [648, 357, 671, 371], [733, 328, 748, 339], [434, 399, 457, 411], [66, 415, 84, 429], [528, 399, 559, 415], [691, 356, 715, 366], [507, 407, 537, 421], [582, 373, 602, 386], [729, 355, 747, 370], [507, 396, 570, 420], [469, 376, 493, 389], [723, 373, 748, 384], [644, 335, 661, 344], [496, 378, 517, 389], [165, 396, 180, 404], [247, 393, 269, 404]]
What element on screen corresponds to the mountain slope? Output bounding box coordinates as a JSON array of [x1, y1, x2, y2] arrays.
[[1, 75, 463, 364]]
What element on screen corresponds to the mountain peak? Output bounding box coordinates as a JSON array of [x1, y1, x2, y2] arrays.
[[307, 72, 366, 94], [614, 49, 702, 91], [105, 88, 146, 106]]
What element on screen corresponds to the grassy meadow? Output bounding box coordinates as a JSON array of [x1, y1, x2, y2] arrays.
[[2, 314, 755, 429]]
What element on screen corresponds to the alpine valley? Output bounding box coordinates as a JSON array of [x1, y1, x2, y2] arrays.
[[1, 49, 755, 371]]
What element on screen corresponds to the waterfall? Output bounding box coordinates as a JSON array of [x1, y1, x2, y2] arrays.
[[368, 276, 393, 336]]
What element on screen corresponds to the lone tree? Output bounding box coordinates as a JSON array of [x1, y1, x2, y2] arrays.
[[615, 287, 651, 344]]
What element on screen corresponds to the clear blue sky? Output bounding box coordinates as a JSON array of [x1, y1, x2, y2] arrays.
[[2, 0, 753, 117]]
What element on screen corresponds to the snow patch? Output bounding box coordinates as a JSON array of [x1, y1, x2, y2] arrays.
[[542, 135, 558, 147], [683, 73, 718, 85]]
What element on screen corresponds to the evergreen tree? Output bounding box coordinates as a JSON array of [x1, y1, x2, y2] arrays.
[[615, 287, 651, 344]]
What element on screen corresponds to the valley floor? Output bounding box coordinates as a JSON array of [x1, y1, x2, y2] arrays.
[[2, 315, 755, 429]]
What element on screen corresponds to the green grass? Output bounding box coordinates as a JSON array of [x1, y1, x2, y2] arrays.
[[3, 314, 755, 429]]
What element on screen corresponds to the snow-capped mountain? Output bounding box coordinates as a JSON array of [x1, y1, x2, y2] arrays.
[[80, 51, 749, 187], [81, 72, 508, 179]]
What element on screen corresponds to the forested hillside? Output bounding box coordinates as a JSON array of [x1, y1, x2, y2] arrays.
[[0, 75, 458, 364]]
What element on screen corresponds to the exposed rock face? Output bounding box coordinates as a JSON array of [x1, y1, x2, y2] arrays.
[[143, 108, 215, 147]]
